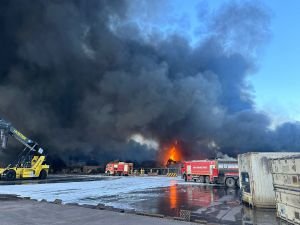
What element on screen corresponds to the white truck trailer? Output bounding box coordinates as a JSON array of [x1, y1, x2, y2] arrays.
[[238, 152, 295, 208], [270, 154, 300, 224]]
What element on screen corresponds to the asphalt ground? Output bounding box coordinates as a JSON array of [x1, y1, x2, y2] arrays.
[[0, 175, 286, 225], [0, 195, 198, 225]]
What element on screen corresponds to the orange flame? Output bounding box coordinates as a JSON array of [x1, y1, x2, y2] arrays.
[[163, 140, 182, 165], [169, 146, 178, 161]]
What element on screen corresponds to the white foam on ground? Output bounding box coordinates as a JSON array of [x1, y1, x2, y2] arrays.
[[0, 176, 181, 208]]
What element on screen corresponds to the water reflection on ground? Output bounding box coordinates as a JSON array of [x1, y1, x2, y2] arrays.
[[127, 183, 281, 225], [0, 176, 285, 224]]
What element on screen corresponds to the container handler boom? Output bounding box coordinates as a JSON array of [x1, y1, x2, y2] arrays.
[[0, 117, 49, 181]]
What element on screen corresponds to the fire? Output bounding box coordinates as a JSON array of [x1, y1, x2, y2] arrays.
[[169, 146, 179, 161], [163, 140, 182, 165]]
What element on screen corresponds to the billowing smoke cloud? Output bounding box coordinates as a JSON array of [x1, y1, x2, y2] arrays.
[[0, 0, 298, 166]]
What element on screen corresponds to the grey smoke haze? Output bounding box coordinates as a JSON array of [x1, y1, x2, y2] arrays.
[[0, 0, 299, 165]]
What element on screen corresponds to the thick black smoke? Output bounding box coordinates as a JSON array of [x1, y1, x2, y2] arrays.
[[0, 0, 299, 166]]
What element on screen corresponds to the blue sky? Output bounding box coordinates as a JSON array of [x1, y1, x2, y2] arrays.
[[169, 0, 300, 124], [252, 1, 300, 123]]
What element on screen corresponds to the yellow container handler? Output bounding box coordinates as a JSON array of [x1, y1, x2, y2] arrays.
[[0, 117, 49, 181]]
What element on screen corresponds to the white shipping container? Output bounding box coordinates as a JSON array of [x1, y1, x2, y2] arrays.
[[275, 188, 300, 209], [277, 202, 300, 225], [238, 152, 295, 208], [271, 155, 300, 189], [271, 154, 300, 224], [272, 173, 300, 189]]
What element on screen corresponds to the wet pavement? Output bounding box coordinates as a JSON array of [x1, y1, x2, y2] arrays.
[[0, 176, 287, 224], [0, 196, 199, 225], [94, 182, 281, 225]]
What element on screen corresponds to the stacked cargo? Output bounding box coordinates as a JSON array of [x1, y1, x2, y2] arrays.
[[238, 152, 295, 208], [270, 154, 300, 224]]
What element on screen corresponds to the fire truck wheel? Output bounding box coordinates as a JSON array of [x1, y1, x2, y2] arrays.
[[225, 177, 235, 188], [235, 178, 240, 188], [199, 176, 204, 183], [205, 176, 210, 184], [5, 170, 16, 181]]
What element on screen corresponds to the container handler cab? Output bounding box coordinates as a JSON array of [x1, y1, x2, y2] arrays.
[[0, 117, 49, 181]]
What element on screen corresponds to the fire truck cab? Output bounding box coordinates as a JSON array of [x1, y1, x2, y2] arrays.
[[105, 161, 133, 176], [182, 159, 239, 188]]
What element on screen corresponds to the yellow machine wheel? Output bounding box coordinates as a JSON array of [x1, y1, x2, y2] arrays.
[[3, 170, 16, 181], [39, 169, 47, 180]]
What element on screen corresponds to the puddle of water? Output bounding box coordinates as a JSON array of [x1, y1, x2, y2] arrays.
[[106, 183, 281, 225]]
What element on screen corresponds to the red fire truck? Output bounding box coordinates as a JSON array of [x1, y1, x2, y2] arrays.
[[181, 159, 239, 188], [105, 161, 133, 176]]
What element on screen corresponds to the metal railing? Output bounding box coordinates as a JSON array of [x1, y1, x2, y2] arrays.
[[134, 168, 181, 176]]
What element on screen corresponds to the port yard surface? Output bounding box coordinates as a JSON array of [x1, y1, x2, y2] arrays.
[[0, 176, 279, 225], [0, 195, 199, 225]]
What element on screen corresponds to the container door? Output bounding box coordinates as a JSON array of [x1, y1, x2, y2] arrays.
[[241, 172, 250, 193]]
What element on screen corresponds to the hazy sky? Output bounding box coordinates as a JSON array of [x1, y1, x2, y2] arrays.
[[167, 0, 300, 125]]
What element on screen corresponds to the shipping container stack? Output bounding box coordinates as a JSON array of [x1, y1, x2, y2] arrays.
[[270, 155, 300, 224], [238, 152, 295, 208]]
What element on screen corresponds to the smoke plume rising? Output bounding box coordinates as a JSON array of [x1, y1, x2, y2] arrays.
[[0, 0, 299, 166]]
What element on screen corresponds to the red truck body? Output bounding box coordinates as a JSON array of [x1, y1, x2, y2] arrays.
[[105, 162, 133, 176], [182, 159, 239, 188]]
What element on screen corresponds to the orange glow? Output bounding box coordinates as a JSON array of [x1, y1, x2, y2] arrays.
[[170, 180, 177, 209], [169, 146, 179, 161], [163, 140, 182, 165]]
